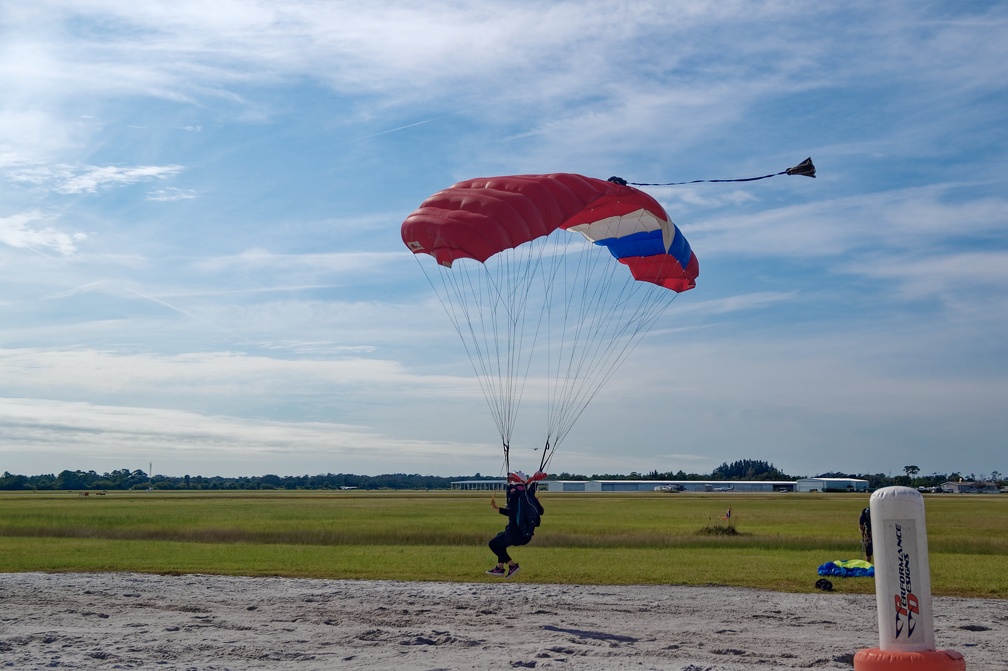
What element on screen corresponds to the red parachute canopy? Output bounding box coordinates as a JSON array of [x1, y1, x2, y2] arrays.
[[402, 173, 698, 292]]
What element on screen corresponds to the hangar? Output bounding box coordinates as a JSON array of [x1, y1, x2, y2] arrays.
[[453, 478, 873, 493], [795, 477, 868, 493], [452, 479, 797, 493]]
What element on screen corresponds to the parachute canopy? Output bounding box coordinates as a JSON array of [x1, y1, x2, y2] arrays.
[[402, 173, 698, 472], [817, 560, 875, 578], [402, 173, 698, 291]]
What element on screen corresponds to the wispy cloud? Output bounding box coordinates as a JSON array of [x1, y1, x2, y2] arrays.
[[687, 184, 1008, 261], [9, 163, 183, 194], [847, 250, 1008, 303], [0, 397, 483, 476], [59, 165, 184, 194], [192, 249, 401, 274], [676, 292, 799, 317], [147, 186, 196, 201], [0, 210, 86, 255], [0, 346, 475, 411]]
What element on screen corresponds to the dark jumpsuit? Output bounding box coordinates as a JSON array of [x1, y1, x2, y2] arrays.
[[489, 483, 544, 563], [859, 507, 873, 560]]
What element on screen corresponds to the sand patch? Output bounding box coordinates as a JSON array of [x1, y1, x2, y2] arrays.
[[2, 572, 1005, 670]]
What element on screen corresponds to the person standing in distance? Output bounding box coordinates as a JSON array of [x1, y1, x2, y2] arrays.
[[859, 506, 873, 564]]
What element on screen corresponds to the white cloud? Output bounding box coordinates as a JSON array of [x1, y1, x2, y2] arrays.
[[0, 3, 847, 139], [595, 326, 1008, 475], [688, 184, 1008, 262], [147, 186, 197, 201], [675, 291, 798, 318], [58, 165, 184, 194], [847, 250, 1008, 303], [0, 346, 475, 411], [0, 396, 483, 476], [0, 210, 85, 255], [8, 163, 183, 194], [192, 249, 400, 274]]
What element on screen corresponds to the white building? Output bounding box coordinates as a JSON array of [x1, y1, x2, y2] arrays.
[[940, 480, 1001, 494], [528, 480, 794, 493], [451, 479, 507, 491], [795, 477, 868, 493], [453, 478, 877, 493]]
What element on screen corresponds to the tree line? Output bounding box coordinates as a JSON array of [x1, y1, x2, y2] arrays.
[[0, 469, 457, 491], [1, 459, 1002, 491], [551, 459, 791, 482]]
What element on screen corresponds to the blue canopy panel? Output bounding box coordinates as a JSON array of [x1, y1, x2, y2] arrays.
[[593, 228, 693, 270]]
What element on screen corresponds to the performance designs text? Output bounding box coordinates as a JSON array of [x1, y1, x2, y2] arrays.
[[892, 523, 919, 639]]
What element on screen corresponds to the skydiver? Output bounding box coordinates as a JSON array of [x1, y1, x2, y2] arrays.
[[486, 471, 546, 579], [859, 506, 873, 563]]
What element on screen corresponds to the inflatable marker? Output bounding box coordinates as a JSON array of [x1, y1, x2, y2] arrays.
[[853, 486, 965, 671]]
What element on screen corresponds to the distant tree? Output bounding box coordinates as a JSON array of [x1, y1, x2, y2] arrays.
[[0, 472, 30, 490], [260, 474, 283, 489], [56, 470, 90, 490], [904, 465, 920, 480], [919, 472, 948, 488], [552, 472, 589, 481], [711, 459, 789, 481], [863, 473, 896, 490]]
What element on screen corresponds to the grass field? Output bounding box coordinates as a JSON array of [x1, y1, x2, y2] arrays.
[[1, 490, 1005, 597]]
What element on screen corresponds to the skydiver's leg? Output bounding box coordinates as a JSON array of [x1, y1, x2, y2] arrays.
[[489, 531, 511, 564]]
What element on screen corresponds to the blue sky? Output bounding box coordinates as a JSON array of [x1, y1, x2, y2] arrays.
[[2, 1, 1006, 479]]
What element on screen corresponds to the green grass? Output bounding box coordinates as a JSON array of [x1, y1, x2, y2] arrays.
[[1, 490, 1005, 597]]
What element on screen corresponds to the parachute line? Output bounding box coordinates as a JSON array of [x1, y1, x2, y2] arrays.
[[624, 157, 816, 187], [403, 173, 698, 471], [417, 227, 680, 473]]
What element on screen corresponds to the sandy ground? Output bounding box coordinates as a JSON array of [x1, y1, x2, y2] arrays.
[[1, 572, 1006, 670]]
